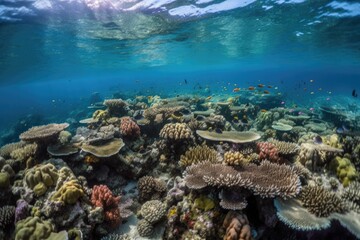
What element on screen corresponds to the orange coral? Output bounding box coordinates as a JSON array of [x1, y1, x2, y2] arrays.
[[91, 185, 121, 228], [120, 117, 140, 138], [84, 155, 99, 164], [223, 211, 252, 240]]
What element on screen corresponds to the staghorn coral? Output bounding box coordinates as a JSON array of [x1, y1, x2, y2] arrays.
[[223, 211, 252, 240], [104, 99, 128, 116], [24, 163, 58, 197], [329, 156, 359, 187], [138, 176, 167, 202], [160, 123, 192, 140], [19, 123, 69, 142], [91, 184, 121, 228], [0, 205, 15, 228], [137, 219, 154, 238], [120, 117, 140, 138], [180, 145, 219, 167], [51, 179, 84, 205], [140, 200, 166, 224], [185, 160, 301, 199], [299, 185, 346, 217], [0, 141, 26, 158], [342, 181, 360, 212], [268, 139, 299, 156], [15, 216, 54, 240], [10, 143, 37, 162]]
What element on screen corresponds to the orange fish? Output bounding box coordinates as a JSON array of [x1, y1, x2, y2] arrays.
[[233, 88, 241, 92], [263, 90, 270, 94], [258, 84, 264, 88], [261, 109, 267, 112], [248, 86, 255, 91]]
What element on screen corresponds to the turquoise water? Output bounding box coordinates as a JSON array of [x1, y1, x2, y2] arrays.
[[1, 0, 360, 143]]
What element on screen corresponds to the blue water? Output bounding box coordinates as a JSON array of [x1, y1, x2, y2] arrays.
[[1, 0, 360, 144]]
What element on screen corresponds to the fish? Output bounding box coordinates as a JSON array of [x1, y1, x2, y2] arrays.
[[248, 86, 255, 91], [258, 84, 264, 88], [267, 85, 272, 88], [233, 88, 241, 92], [215, 128, 223, 134], [263, 90, 270, 94], [314, 135, 323, 144], [184, 79, 188, 84], [352, 89, 358, 97]]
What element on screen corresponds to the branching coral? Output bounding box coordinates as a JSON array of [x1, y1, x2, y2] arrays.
[[0, 141, 26, 158], [299, 185, 346, 217], [138, 176, 166, 202], [120, 117, 140, 138], [342, 181, 360, 212], [222, 211, 252, 240], [159, 123, 192, 140], [224, 151, 250, 166], [91, 185, 121, 228], [10, 143, 37, 162], [180, 145, 218, 167], [19, 123, 69, 142], [268, 139, 299, 156], [0, 205, 15, 228], [24, 163, 58, 196], [185, 160, 301, 199]]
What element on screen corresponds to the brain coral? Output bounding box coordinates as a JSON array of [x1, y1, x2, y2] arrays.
[[15, 216, 54, 240], [159, 123, 192, 140], [24, 163, 58, 196]]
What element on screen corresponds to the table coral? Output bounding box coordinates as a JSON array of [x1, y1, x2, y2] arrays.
[[19, 123, 69, 142], [91, 184, 121, 228]]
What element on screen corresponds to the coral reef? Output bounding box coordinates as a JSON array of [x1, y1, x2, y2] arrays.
[[180, 145, 219, 167]]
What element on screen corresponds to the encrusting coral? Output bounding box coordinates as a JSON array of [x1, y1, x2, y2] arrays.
[[299, 185, 347, 217], [91, 184, 121, 228], [160, 123, 192, 140], [180, 145, 219, 167], [15, 216, 54, 240], [223, 211, 252, 240], [137, 176, 167, 202]]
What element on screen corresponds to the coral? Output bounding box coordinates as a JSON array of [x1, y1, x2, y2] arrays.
[[219, 189, 249, 210], [322, 134, 342, 149], [137, 219, 154, 238], [268, 139, 299, 156], [196, 130, 260, 143], [160, 123, 192, 140], [185, 160, 301, 199], [120, 117, 140, 138], [10, 143, 37, 161], [15, 216, 54, 240], [0, 172, 10, 188], [223, 211, 252, 240], [91, 184, 121, 228], [15, 199, 29, 223], [0, 205, 15, 228], [93, 109, 109, 122], [329, 156, 359, 187], [19, 123, 69, 142], [138, 176, 167, 202], [342, 181, 360, 212], [47, 144, 78, 157], [81, 138, 125, 158], [24, 163, 58, 196], [193, 195, 215, 211], [224, 151, 249, 166], [299, 185, 346, 217], [140, 200, 166, 224], [103, 99, 128, 116], [0, 141, 26, 158], [51, 179, 84, 205], [58, 130, 72, 144], [256, 142, 283, 164], [84, 155, 100, 164], [180, 145, 218, 167]]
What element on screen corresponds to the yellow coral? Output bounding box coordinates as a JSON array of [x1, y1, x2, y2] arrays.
[[322, 134, 343, 149], [51, 180, 84, 204], [167, 206, 178, 219], [193, 195, 215, 211], [15, 216, 53, 240], [224, 151, 247, 165], [24, 163, 58, 196], [92, 110, 109, 122], [84, 155, 100, 164], [180, 145, 218, 167], [329, 156, 359, 187]]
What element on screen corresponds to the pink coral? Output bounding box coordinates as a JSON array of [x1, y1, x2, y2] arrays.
[[256, 142, 284, 164], [120, 117, 141, 138], [91, 185, 121, 228]]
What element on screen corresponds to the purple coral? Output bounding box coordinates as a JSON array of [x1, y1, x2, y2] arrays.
[[15, 199, 29, 223]]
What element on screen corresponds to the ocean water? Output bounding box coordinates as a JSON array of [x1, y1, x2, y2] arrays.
[[1, 1, 360, 239]]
